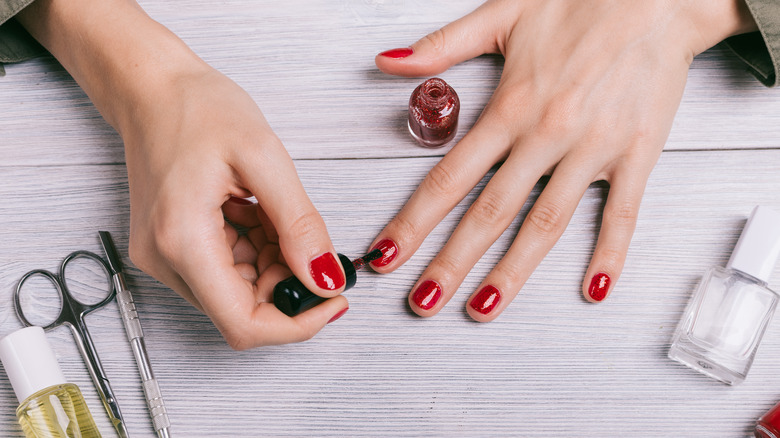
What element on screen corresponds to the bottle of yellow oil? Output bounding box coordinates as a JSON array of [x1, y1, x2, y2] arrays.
[[0, 326, 102, 438]]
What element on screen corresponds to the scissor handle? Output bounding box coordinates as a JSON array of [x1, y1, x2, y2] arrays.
[[15, 249, 128, 437], [59, 250, 116, 315], [15, 269, 65, 330]]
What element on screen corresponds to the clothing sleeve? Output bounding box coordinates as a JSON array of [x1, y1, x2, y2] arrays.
[[0, 0, 45, 76], [724, 0, 780, 87]]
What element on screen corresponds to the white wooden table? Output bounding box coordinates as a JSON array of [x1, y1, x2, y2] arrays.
[[2, 1, 780, 436]]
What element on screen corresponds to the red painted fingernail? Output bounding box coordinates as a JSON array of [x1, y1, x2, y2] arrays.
[[379, 47, 413, 59], [412, 280, 442, 310], [470, 285, 501, 315], [228, 196, 253, 205], [328, 307, 348, 324], [588, 273, 611, 302], [310, 253, 346, 291], [370, 239, 398, 268]]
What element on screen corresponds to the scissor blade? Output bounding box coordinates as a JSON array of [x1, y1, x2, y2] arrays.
[[113, 417, 130, 438], [98, 231, 124, 275]]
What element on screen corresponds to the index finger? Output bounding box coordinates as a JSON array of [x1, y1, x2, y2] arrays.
[[230, 134, 346, 298], [368, 121, 509, 272]]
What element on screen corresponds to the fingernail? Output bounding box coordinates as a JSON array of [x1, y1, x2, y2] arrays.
[[228, 196, 253, 205], [379, 47, 414, 59], [470, 285, 501, 315], [412, 280, 442, 310], [588, 273, 611, 302], [328, 307, 348, 324], [310, 253, 346, 291], [370, 239, 398, 268]]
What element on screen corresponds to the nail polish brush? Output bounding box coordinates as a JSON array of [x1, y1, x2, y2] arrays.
[[274, 249, 383, 317]]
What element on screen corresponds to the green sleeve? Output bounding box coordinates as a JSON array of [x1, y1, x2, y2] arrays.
[[1, 1, 779, 85], [724, 0, 780, 87], [0, 0, 44, 75]]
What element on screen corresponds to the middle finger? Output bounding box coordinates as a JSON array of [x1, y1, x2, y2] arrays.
[[368, 120, 511, 271], [406, 139, 560, 316], [466, 152, 598, 321]]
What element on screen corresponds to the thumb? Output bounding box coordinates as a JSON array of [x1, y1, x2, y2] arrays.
[[237, 137, 346, 299], [375, 1, 508, 77]]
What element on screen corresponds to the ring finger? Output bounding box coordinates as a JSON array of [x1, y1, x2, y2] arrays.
[[407, 140, 562, 316], [465, 153, 598, 321]]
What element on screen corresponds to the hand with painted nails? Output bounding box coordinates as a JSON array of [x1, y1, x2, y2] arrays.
[[370, 0, 757, 320], [17, 0, 348, 348]]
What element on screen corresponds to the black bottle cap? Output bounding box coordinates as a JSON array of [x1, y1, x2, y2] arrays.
[[273, 253, 356, 317], [340, 253, 357, 290]]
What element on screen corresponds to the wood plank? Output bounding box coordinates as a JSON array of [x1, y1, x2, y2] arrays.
[[1, 148, 780, 436], [0, 0, 778, 167]]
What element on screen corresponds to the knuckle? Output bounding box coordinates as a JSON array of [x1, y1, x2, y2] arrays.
[[536, 93, 580, 140], [469, 191, 510, 228], [429, 253, 461, 280], [391, 214, 421, 241], [631, 122, 654, 146], [525, 203, 566, 237], [606, 202, 639, 227], [484, 87, 528, 128], [422, 28, 447, 52], [221, 326, 253, 351], [595, 247, 625, 269], [493, 262, 526, 288], [284, 209, 323, 242], [151, 224, 180, 265], [422, 161, 462, 200], [296, 325, 319, 343]]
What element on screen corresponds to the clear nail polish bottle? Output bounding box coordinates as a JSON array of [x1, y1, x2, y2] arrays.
[[0, 326, 102, 438], [669, 206, 780, 385]]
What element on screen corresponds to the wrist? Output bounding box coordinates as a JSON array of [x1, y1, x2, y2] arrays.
[[683, 0, 758, 55], [16, 0, 210, 134]]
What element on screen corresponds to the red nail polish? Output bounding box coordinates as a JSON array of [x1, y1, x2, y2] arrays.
[[370, 239, 398, 268], [228, 196, 253, 205], [412, 280, 442, 310], [470, 285, 501, 315], [588, 273, 611, 302], [327, 307, 349, 324], [379, 47, 413, 59], [757, 400, 780, 437], [310, 253, 346, 291], [408, 77, 460, 148]]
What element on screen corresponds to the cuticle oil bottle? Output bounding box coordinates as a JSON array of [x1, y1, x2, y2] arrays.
[[0, 326, 101, 438]]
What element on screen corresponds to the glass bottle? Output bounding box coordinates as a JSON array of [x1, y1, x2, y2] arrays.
[[408, 77, 460, 148], [756, 399, 780, 438], [669, 206, 780, 385], [0, 326, 101, 438]]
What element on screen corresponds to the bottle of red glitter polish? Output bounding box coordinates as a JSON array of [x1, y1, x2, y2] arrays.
[[408, 77, 460, 148]]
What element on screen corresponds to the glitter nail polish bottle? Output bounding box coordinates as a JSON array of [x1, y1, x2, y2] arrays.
[[408, 77, 459, 148], [669, 206, 780, 385]]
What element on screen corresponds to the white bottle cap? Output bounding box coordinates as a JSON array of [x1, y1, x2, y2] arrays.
[[726, 206, 780, 283], [0, 327, 67, 403]]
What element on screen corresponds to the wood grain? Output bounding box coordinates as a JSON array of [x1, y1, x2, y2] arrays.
[[1, 0, 779, 165], [1, 1, 780, 437]]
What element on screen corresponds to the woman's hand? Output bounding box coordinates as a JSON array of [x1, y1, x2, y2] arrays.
[[18, 0, 349, 348], [370, 0, 757, 320], [122, 67, 350, 349]]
